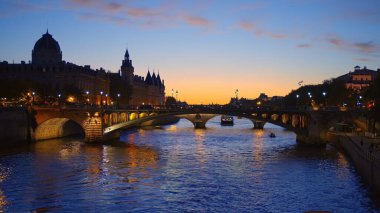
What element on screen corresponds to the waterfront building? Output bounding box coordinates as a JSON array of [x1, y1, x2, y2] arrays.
[[0, 30, 110, 105], [109, 49, 165, 106], [337, 66, 379, 90], [0, 31, 166, 106]]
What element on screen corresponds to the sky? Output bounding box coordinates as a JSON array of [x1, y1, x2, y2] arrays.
[[0, 0, 379, 104]]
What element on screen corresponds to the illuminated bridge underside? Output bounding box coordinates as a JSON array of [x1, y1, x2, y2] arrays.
[[32, 107, 353, 146], [35, 118, 84, 140]]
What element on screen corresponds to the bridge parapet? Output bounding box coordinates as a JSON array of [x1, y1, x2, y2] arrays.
[[28, 106, 361, 146]]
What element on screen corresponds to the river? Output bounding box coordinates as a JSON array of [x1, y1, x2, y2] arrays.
[[0, 116, 378, 212]]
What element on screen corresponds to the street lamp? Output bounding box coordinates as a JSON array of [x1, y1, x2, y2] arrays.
[[86, 91, 89, 105], [358, 95, 363, 107], [322, 92, 327, 107], [296, 94, 299, 108], [32, 92, 35, 105], [171, 89, 174, 97], [105, 94, 108, 106], [117, 93, 120, 108], [307, 92, 312, 107], [100, 91, 103, 106]]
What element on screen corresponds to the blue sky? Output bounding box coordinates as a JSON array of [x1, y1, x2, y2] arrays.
[[1, 0, 379, 103]]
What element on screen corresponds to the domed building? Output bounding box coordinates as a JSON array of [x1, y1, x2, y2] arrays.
[[32, 30, 62, 64], [0, 31, 110, 105]]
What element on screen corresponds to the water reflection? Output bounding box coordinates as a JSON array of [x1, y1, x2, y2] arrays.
[[194, 129, 207, 165], [0, 117, 378, 212]]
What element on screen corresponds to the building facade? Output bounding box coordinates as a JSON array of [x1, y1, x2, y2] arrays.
[[0, 31, 166, 106], [337, 66, 379, 90], [0, 30, 109, 105], [110, 49, 165, 106]]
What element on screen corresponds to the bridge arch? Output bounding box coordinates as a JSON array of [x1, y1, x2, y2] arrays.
[[35, 118, 84, 141], [129, 113, 138, 120]]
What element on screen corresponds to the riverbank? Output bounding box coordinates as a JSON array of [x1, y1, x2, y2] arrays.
[[327, 132, 380, 195], [0, 108, 30, 147]]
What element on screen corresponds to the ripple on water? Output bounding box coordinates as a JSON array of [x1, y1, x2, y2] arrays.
[[0, 117, 379, 212]]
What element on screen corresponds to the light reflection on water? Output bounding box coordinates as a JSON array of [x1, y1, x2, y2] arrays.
[[0, 116, 378, 212]]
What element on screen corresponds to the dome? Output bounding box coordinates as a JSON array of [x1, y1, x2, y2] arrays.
[[32, 30, 62, 64]]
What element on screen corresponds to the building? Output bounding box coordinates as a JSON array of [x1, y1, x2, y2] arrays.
[[0, 30, 109, 105], [337, 66, 379, 90], [109, 49, 165, 106]]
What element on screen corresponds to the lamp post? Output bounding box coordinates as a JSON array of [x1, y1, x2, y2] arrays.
[[32, 92, 35, 105], [117, 93, 120, 109], [86, 91, 89, 105], [296, 94, 299, 108], [308, 92, 312, 107], [105, 94, 108, 107], [322, 92, 327, 107], [58, 94, 61, 107], [100, 91, 103, 107], [171, 89, 174, 97]]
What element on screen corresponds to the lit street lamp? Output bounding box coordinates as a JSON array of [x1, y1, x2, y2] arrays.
[[58, 94, 61, 107], [32, 92, 35, 105], [100, 91, 103, 107], [171, 89, 174, 97], [105, 94, 108, 106], [296, 94, 299, 108], [86, 91, 89, 105], [322, 92, 327, 107]]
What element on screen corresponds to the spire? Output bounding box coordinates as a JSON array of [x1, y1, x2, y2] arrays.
[[121, 48, 132, 67], [152, 71, 157, 86], [145, 70, 153, 85], [124, 48, 129, 59], [157, 70, 162, 86]]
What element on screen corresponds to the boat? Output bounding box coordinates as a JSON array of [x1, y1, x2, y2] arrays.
[[221, 115, 234, 126], [269, 132, 276, 138]]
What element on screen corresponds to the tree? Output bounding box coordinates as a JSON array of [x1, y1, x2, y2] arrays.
[[165, 96, 177, 108], [109, 78, 133, 106], [364, 73, 380, 133]]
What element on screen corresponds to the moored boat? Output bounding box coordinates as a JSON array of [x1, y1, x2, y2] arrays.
[[221, 115, 234, 126]]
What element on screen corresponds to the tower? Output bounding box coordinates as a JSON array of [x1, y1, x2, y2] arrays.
[[120, 48, 134, 84]]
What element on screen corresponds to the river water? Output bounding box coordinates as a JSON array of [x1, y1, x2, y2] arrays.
[[0, 117, 379, 212]]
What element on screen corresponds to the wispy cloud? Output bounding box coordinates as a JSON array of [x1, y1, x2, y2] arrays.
[[79, 13, 128, 25], [61, 0, 214, 30], [325, 35, 379, 54], [353, 41, 377, 53], [0, 0, 52, 18], [238, 20, 256, 31], [183, 15, 212, 27], [355, 58, 372, 62], [297, 44, 311, 48], [237, 20, 289, 40]]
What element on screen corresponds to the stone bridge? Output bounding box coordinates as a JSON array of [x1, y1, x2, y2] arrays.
[[29, 106, 365, 146]]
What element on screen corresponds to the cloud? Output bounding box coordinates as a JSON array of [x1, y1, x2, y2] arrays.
[[79, 12, 128, 25], [127, 7, 161, 18], [353, 41, 377, 53], [105, 2, 123, 12], [183, 15, 212, 27], [0, 1, 52, 18], [325, 35, 379, 54], [297, 44, 311, 48], [61, 0, 216, 30], [238, 20, 256, 31], [238, 20, 289, 40], [355, 58, 372, 62], [327, 38, 343, 46]]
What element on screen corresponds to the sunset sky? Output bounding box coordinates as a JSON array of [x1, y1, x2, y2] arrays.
[[1, 0, 379, 104]]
